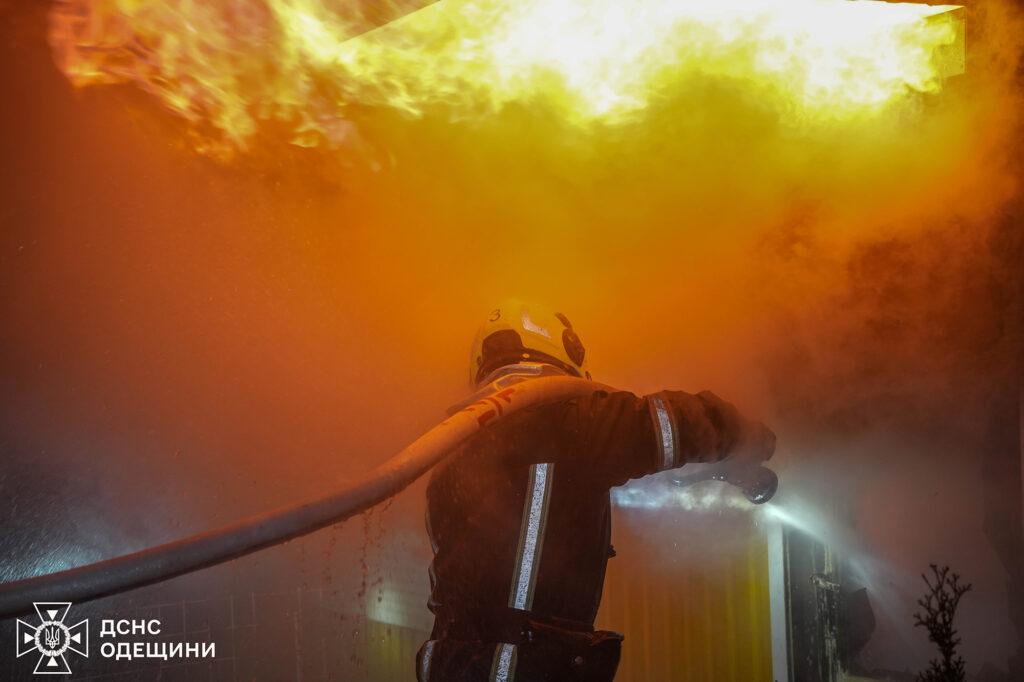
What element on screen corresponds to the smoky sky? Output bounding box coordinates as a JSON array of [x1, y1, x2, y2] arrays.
[[1, 0, 1022, 678]]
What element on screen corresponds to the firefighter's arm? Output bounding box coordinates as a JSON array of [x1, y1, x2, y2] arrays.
[[650, 390, 776, 469], [558, 389, 775, 487]]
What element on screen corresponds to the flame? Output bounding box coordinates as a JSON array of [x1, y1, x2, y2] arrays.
[[49, 0, 963, 152]]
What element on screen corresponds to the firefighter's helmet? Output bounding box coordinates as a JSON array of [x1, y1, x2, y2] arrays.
[[469, 300, 589, 386]]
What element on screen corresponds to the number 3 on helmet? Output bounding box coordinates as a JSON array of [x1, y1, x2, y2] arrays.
[[469, 299, 590, 387]]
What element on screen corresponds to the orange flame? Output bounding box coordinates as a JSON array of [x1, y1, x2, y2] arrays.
[[49, 0, 963, 154]]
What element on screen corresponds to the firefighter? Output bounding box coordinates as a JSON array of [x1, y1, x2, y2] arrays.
[[416, 301, 776, 682]]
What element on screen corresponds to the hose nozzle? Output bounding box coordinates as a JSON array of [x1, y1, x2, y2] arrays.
[[672, 462, 779, 505], [724, 464, 778, 505]]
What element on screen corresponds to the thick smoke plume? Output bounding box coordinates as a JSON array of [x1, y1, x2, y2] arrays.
[[0, 0, 1021, 677]]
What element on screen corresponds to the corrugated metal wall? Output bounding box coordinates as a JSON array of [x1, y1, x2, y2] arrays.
[[355, 508, 775, 681], [355, 512, 774, 681], [356, 512, 770, 675], [364, 620, 430, 682], [355, 516, 775, 680], [596, 514, 773, 682]]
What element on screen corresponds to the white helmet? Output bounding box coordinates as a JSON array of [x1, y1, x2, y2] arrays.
[[469, 300, 589, 386]]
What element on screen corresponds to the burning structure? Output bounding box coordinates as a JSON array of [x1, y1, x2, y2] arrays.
[[0, 0, 1021, 680]]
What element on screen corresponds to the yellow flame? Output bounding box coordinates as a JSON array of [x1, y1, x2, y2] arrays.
[[49, 0, 963, 152]]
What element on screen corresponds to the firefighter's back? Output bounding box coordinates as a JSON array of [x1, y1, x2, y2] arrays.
[[418, 402, 624, 682]]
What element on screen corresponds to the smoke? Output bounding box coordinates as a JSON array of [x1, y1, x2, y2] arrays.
[[1, 0, 1022, 677], [734, 3, 1024, 673]]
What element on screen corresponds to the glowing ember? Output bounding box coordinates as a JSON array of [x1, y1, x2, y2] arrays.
[[49, 0, 964, 152]]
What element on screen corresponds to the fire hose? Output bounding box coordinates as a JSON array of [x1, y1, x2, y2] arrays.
[[0, 375, 607, 618], [0, 375, 776, 619]]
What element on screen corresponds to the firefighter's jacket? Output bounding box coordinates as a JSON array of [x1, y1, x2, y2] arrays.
[[417, 380, 775, 682]]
